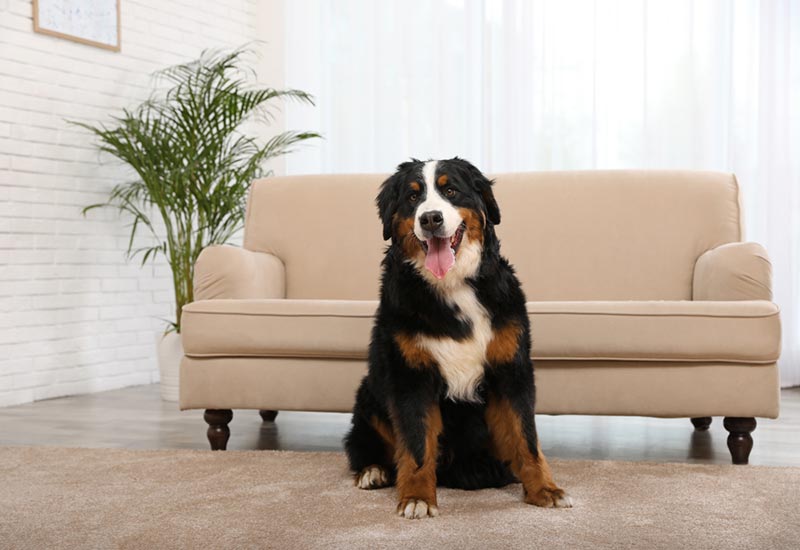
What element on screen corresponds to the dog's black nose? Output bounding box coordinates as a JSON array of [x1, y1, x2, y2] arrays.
[[419, 210, 444, 232]]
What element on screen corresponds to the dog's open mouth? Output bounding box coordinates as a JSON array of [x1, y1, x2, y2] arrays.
[[420, 222, 465, 279]]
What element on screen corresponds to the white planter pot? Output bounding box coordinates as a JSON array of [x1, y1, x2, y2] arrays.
[[157, 332, 183, 402]]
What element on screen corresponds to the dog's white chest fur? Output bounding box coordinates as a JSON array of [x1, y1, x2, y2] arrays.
[[416, 284, 492, 402]]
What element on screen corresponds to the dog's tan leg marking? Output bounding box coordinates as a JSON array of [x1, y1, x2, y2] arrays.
[[394, 406, 442, 519], [369, 415, 397, 464], [485, 395, 573, 508]]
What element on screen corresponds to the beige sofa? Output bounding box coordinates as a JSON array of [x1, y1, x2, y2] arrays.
[[180, 170, 781, 464]]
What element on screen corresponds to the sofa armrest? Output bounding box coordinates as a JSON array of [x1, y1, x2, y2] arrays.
[[693, 242, 772, 301], [193, 245, 286, 300]]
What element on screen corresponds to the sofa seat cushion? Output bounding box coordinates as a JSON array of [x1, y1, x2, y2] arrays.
[[181, 299, 780, 364], [182, 300, 376, 360], [528, 300, 780, 363]]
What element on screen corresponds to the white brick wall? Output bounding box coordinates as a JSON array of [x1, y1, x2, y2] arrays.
[[0, 0, 258, 406]]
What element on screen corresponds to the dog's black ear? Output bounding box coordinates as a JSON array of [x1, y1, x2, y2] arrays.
[[376, 172, 401, 241], [453, 157, 500, 225], [477, 175, 501, 226]]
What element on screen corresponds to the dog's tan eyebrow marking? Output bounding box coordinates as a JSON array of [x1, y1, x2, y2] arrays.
[[410, 181, 421, 192], [437, 174, 448, 186]]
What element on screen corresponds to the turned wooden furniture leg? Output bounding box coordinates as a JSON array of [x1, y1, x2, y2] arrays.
[[204, 409, 233, 450], [691, 417, 712, 431], [723, 417, 757, 465], [259, 410, 278, 422]]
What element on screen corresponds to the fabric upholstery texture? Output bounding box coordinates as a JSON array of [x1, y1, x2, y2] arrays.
[[180, 357, 780, 418], [181, 299, 780, 364], [243, 170, 743, 301], [693, 242, 773, 301], [193, 245, 285, 301], [180, 170, 781, 419]]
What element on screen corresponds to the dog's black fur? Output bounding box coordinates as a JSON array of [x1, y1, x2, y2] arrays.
[[344, 158, 567, 516]]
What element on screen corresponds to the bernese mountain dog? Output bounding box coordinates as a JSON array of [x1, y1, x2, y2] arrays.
[[344, 157, 572, 519]]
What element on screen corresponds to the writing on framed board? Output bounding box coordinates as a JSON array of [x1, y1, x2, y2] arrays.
[[33, 0, 120, 52]]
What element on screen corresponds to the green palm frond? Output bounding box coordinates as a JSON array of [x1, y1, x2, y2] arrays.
[[71, 47, 319, 332]]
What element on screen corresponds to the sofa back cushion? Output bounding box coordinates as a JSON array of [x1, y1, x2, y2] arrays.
[[243, 170, 742, 300]]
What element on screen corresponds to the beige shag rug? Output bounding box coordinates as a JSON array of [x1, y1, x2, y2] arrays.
[[1, 446, 798, 550]]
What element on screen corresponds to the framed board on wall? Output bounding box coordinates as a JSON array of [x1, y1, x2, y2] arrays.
[[33, 0, 121, 52]]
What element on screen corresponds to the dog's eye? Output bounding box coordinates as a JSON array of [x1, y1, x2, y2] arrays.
[[409, 193, 418, 202], [445, 188, 456, 198]]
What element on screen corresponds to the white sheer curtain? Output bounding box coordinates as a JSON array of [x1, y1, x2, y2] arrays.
[[283, 0, 800, 387]]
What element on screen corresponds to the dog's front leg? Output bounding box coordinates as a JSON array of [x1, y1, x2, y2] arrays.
[[390, 388, 442, 519], [484, 370, 572, 508]]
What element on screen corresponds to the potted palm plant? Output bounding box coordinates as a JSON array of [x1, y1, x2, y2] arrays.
[[76, 48, 319, 401]]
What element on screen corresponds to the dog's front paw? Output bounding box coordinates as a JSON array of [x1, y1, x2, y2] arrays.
[[397, 497, 439, 519], [355, 465, 391, 489], [525, 486, 573, 508]]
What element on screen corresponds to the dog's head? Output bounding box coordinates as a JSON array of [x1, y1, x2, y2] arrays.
[[377, 157, 500, 283]]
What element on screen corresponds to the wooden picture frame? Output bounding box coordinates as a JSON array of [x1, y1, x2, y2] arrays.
[[33, 0, 121, 52]]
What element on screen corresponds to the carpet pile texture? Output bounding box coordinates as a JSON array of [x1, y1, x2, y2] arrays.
[[1, 446, 798, 549]]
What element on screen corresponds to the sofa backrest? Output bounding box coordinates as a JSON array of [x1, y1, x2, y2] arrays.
[[244, 170, 743, 301]]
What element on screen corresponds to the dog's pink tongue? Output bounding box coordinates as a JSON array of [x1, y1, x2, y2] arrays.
[[425, 237, 455, 279]]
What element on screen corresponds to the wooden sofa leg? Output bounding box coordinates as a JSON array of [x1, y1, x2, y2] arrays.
[[723, 417, 757, 465], [691, 417, 712, 431], [204, 409, 233, 450], [259, 410, 278, 422]]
